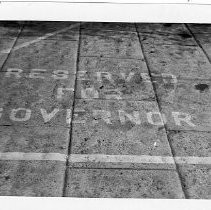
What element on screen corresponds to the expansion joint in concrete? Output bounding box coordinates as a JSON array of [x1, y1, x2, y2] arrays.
[[135, 23, 188, 199]]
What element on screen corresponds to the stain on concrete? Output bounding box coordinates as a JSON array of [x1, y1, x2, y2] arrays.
[[178, 32, 192, 39], [195, 83, 209, 92]]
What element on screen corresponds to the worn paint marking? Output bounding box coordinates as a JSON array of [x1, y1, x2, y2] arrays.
[[0, 23, 80, 54], [0, 152, 67, 161], [69, 154, 211, 165], [0, 153, 210, 165]]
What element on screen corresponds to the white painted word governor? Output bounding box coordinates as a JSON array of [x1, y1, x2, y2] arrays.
[[0, 107, 196, 127]]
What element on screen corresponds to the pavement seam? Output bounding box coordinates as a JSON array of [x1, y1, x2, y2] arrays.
[[138, 43, 198, 47], [185, 23, 211, 64], [168, 129, 211, 133], [81, 31, 138, 37], [79, 55, 144, 61], [135, 23, 188, 199], [74, 97, 156, 102], [68, 167, 176, 171], [81, 28, 137, 34], [62, 22, 82, 197]]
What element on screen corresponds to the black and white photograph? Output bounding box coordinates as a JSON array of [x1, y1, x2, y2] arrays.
[[0, 1, 210, 209]]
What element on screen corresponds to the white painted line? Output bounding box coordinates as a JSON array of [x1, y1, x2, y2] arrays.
[[0, 23, 80, 54], [69, 154, 175, 164], [69, 154, 211, 165], [0, 153, 210, 165], [174, 156, 211, 165], [0, 152, 67, 161]]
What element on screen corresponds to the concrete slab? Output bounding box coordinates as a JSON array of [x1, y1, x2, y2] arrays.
[[65, 168, 184, 198], [139, 32, 197, 46], [21, 21, 80, 41], [0, 38, 16, 69], [161, 102, 211, 132], [0, 22, 22, 38], [154, 78, 211, 106], [0, 73, 75, 127], [78, 56, 148, 73], [0, 126, 70, 154], [142, 44, 211, 79], [1, 38, 78, 74], [80, 30, 143, 59], [167, 130, 211, 199], [177, 165, 211, 199], [188, 24, 211, 34], [0, 160, 65, 196], [194, 33, 211, 60], [168, 130, 210, 159], [136, 23, 189, 34], [81, 22, 136, 32], [76, 57, 155, 100], [70, 99, 174, 169], [0, 72, 75, 107]]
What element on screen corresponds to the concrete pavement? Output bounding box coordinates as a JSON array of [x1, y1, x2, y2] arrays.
[[0, 22, 210, 199]]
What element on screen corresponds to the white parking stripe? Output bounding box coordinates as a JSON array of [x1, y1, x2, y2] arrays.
[[174, 156, 211, 165], [0, 23, 80, 54], [69, 154, 211, 165], [0, 152, 67, 161], [0, 153, 210, 165], [69, 154, 175, 164]]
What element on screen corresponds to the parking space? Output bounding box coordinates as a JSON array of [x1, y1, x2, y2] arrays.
[[0, 22, 210, 199]]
